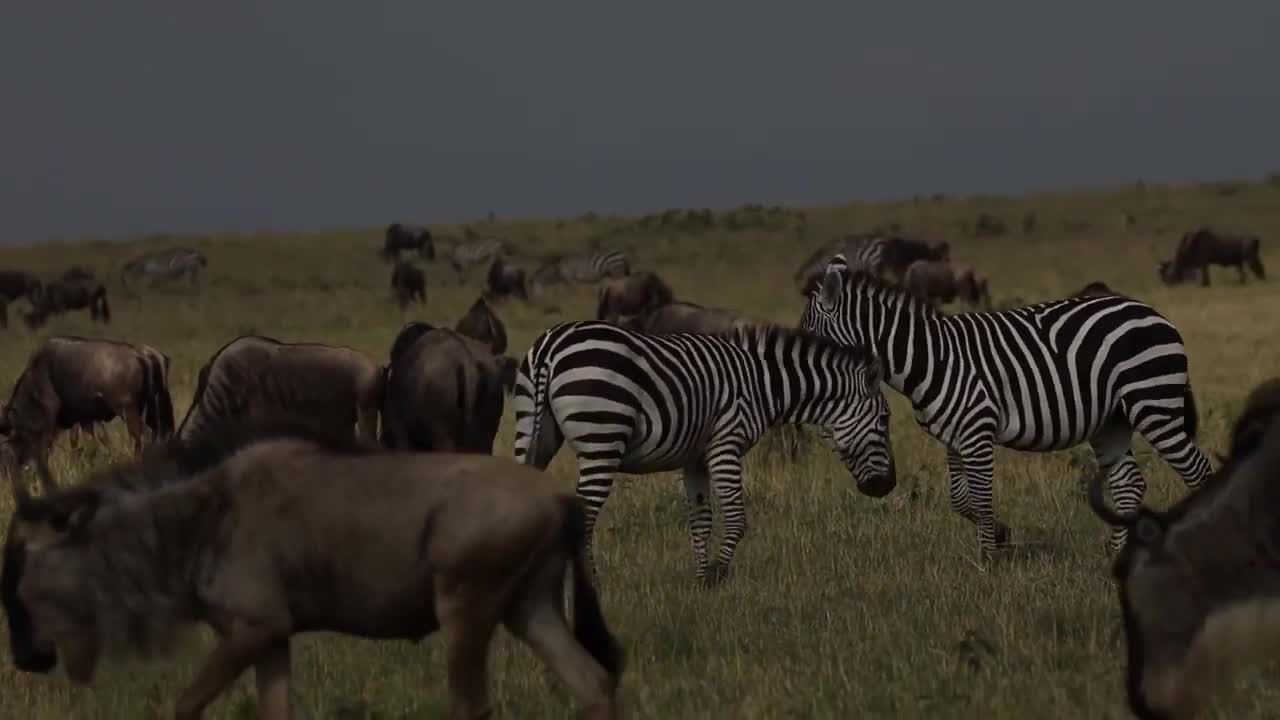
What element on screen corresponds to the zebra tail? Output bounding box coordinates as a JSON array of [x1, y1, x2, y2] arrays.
[[1183, 383, 1199, 441], [522, 357, 553, 467], [1086, 468, 1136, 528]]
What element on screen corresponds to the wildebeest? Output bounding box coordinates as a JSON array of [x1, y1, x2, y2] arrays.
[[22, 277, 111, 329], [624, 300, 757, 334], [0, 270, 43, 329], [389, 260, 426, 309], [484, 255, 528, 301], [902, 259, 992, 310], [382, 222, 434, 260], [1158, 227, 1266, 287], [0, 336, 174, 495], [1088, 378, 1280, 720], [455, 296, 508, 355], [1074, 280, 1119, 297], [879, 235, 951, 282], [59, 266, 95, 284], [120, 247, 208, 290], [176, 336, 384, 445], [381, 322, 513, 453], [595, 272, 675, 325], [1, 417, 624, 720]]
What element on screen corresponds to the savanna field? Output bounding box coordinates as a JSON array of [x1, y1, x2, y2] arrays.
[[2, 180, 1279, 719]]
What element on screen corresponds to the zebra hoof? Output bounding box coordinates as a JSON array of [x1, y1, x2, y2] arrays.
[[993, 522, 1012, 548], [702, 562, 730, 588]]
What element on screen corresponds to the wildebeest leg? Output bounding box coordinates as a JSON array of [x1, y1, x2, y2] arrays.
[[438, 585, 500, 720], [503, 561, 617, 720], [254, 638, 291, 720], [121, 405, 146, 458], [173, 621, 276, 720], [682, 462, 714, 582]]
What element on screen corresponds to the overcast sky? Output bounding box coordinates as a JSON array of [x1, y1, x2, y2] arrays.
[[2, 2, 1278, 243]]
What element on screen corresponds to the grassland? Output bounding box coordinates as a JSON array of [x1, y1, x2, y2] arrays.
[[2, 178, 1280, 719]]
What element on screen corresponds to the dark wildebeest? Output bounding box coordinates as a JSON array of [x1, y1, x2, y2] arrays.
[[382, 222, 435, 260], [120, 248, 208, 290], [381, 322, 514, 453], [1158, 227, 1266, 287], [1074, 281, 1119, 297], [0, 270, 43, 330], [625, 300, 756, 334], [23, 278, 111, 329], [902, 259, 992, 311], [879, 235, 951, 283], [1, 418, 624, 720], [0, 337, 174, 495], [455, 297, 508, 355], [595, 272, 675, 325], [176, 336, 384, 445], [389, 260, 426, 309], [484, 255, 528, 301], [1088, 378, 1280, 720], [60, 266, 95, 284]]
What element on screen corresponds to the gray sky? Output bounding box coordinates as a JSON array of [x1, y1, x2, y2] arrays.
[[3, 2, 1278, 243]]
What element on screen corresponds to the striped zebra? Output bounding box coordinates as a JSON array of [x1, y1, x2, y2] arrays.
[[793, 234, 888, 295], [449, 237, 507, 277], [555, 250, 631, 283], [512, 320, 894, 585], [120, 247, 207, 288], [799, 254, 1214, 555]]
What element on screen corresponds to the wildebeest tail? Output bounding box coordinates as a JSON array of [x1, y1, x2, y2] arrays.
[[561, 495, 625, 683], [1086, 468, 1137, 528], [1246, 236, 1266, 280]]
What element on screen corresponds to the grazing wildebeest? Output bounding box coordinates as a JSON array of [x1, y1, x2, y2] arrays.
[[879, 235, 951, 283], [485, 255, 528, 301], [389, 260, 426, 309], [59, 266, 95, 284], [595, 272, 675, 325], [382, 222, 435, 260], [1158, 227, 1266, 287], [449, 237, 507, 278], [801, 254, 1213, 556], [514, 321, 894, 585], [1074, 280, 1119, 297], [381, 322, 512, 453], [793, 233, 888, 295], [901, 259, 992, 311], [0, 270, 43, 329], [0, 336, 174, 495], [176, 336, 384, 445], [120, 247, 208, 290], [1, 418, 625, 720], [455, 297, 508, 355], [1088, 379, 1280, 720], [22, 277, 111, 329]]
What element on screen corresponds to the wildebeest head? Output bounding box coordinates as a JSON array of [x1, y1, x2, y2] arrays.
[[3, 489, 103, 681], [455, 298, 507, 355], [1091, 379, 1280, 720]]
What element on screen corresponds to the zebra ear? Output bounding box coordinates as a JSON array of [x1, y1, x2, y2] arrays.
[[818, 263, 844, 310]]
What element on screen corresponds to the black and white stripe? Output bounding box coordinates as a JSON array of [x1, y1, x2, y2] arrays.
[[800, 254, 1213, 554], [512, 320, 893, 584], [556, 251, 632, 283], [120, 247, 208, 287]]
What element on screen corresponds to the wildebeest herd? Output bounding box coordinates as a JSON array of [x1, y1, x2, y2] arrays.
[[0, 222, 1273, 719]]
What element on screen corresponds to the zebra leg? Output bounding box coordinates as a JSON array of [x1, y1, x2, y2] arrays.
[[574, 452, 622, 583], [705, 455, 747, 587], [1127, 400, 1213, 492], [681, 462, 713, 582], [960, 443, 1010, 554], [948, 449, 1010, 547], [1090, 420, 1143, 553]]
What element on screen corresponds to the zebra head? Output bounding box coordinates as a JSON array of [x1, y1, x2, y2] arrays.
[[819, 351, 896, 498], [799, 254, 865, 346]]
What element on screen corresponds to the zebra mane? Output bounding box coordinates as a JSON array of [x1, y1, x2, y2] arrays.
[[724, 322, 878, 368]]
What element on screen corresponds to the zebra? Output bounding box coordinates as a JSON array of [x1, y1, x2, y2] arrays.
[[799, 254, 1214, 556], [794, 234, 888, 295], [449, 237, 507, 277], [120, 247, 208, 289], [554, 250, 631, 283], [512, 320, 894, 586]]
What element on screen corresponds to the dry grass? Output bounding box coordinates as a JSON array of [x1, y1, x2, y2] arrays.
[[2, 179, 1280, 718]]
